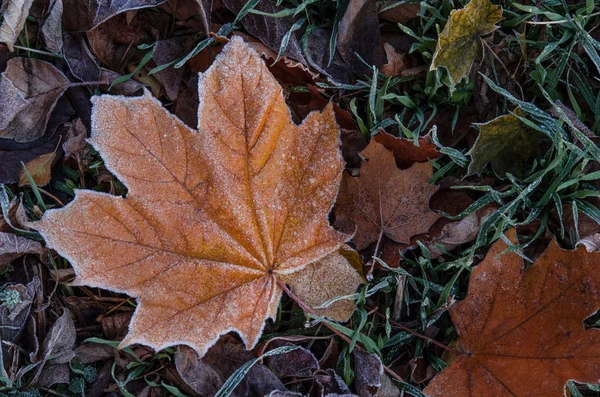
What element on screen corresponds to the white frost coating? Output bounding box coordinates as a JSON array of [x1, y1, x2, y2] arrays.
[[34, 36, 353, 357]]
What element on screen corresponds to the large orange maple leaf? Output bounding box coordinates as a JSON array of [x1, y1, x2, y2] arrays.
[[425, 230, 600, 396], [34, 37, 357, 356]]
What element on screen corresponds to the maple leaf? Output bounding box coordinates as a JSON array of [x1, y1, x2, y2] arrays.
[[424, 229, 600, 396], [34, 37, 362, 357], [430, 0, 502, 86], [334, 140, 439, 250], [467, 110, 541, 178]]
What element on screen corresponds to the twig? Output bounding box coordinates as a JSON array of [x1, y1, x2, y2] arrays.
[[370, 308, 459, 354]]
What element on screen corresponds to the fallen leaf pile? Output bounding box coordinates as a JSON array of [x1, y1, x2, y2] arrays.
[[34, 37, 363, 357]]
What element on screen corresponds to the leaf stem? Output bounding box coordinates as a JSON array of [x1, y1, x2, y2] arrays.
[[370, 308, 460, 354]]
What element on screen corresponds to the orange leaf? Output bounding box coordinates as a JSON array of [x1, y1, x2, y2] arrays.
[[334, 140, 439, 250], [33, 37, 359, 357], [374, 129, 440, 169], [425, 230, 600, 396]]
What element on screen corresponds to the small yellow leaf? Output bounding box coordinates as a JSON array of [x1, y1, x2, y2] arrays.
[[431, 0, 502, 86], [19, 152, 56, 187]]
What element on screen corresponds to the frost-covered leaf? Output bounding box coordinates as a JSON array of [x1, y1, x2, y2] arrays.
[[0, 232, 44, 267], [431, 0, 502, 86], [61, 0, 166, 32], [34, 37, 358, 357], [0, 0, 34, 51], [0, 58, 70, 143], [334, 140, 439, 250]]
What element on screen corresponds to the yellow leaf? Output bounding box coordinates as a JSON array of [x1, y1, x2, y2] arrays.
[[430, 0, 502, 86], [33, 37, 361, 357]]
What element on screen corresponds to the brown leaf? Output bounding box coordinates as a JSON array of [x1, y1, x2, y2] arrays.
[[62, 117, 88, 158], [379, 3, 420, 24], [374, 129, 440, 169], [265, 340, 319, 378], [0, 0, 34, 51], [34, 37, 357, 357], [41, 0, 63, 53], [424, 230, 600, 396], [0, 58, 70, 142], [175, 345, 223, 396], [61, 0, 166, 32], [422, 206, 496, 259], [0, 232, 44, 268], [221, 0, 306, 63], [63, 31, 101, 82], [334, 140, 439, 250], [281, 249, 364, 321], [151, 37, 192, 100], [87, 13, 147, 71], [337, 0, 385, 77], [192, 0, 212, 36], [353, 351, 383, 397], [314, 368, 353, 396], [19, 152, 56, 187], [0, 278, 38, 345], [381, 43, 405, 77], [32, 310, 76, 387]]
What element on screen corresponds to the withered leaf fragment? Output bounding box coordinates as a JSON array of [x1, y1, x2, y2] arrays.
[[334, 140, 439, 250], [431, 0, 502, 86], [0, 58, 70, 143], [0, 0, 34, 51], [61, 0, 166, 32], [425, 230, 600, 396], [34, 37, 358, 357]]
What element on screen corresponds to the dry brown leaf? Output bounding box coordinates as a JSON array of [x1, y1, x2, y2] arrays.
[[34, 37, 359, 357], [374, 129, 440, 169], [379, 3, 420, 24], [334, 140, 439, 250], [0, 232, 44, 268], [281, 248, 364, 322], [0, 0, 34, 51], [0, 58, 70, 143], [381, 43, 405, 77], [337, 0, 385, 77], [222, 0, 306, 63], [41, 0, 63, 53], [62, 118, 88, 158], [424, 230, 600, 396], [19, 152, 56, 187], [61, 0, 165, 32]]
